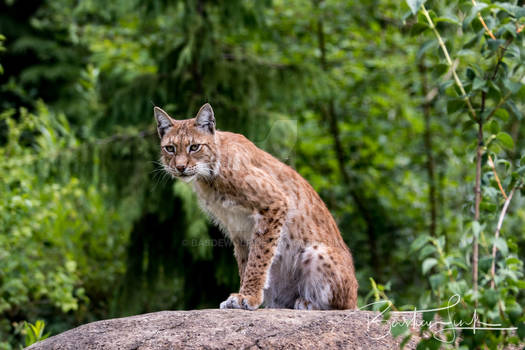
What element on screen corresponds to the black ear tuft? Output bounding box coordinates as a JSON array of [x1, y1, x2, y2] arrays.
[[195, 103, 215, 134], [154, 107, 174, 139]]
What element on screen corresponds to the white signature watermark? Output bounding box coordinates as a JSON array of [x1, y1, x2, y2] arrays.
[[359, 294, 517, 343]]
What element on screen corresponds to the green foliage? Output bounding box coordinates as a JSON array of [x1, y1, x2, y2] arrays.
[[23, 321, 49, 347], [0, 103, 136, 348], [392, 0, 525, 348]]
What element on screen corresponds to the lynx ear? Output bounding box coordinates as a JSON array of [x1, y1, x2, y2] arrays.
[[195, 103, 215, 134], [154, 107, 174, 139]]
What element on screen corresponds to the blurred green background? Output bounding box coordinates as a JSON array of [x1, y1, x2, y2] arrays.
[[1, 0, 524, 348]]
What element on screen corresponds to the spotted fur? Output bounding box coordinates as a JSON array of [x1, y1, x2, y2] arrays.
[[155, 103, 358, 310]]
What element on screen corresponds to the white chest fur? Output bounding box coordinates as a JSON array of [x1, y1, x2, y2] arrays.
[[192, 182, 255, 242]]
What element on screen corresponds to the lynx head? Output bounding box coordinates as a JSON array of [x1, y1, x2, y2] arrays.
[[155, 103, 219, 182]]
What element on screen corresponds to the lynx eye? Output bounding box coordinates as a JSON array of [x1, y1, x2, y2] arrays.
[[189, 144, 201, 152], [164, 145, 175, 153]]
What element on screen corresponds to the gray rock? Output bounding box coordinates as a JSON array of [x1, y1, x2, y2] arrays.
[[27, 309, 421, 349]]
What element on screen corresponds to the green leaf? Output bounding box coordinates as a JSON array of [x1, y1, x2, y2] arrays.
[[506, 100, 523, 120], [482, 289, 499, 308], [434, 15, 459, 25], [24, 322, 36, 347], [411, 234, 430, 252], [463, 31, 483, 49], [466, 67, 476, 80], [447, 99, 464, 114], [515, 280, 525, 289], [463, 3, 488, 31], [479, 256, 493, 271], [400, 334, 413, 349], [432, 63, 449, 76], [506, 257, 521, 266], [423, 310, 435, 323], [516, 166, 525, 176], [472, 77, 486, 91], [406, 0, 426, 15], [410, 23, 429, 36], [462, 120, 476, 133], [518, 322, 525, 339], [422, 258, 438, 275], [503, 79, 522, 94], [416, 40, 435, 61], [495, 3, 525, 18], [497, 23, 518, 38], [487, 81, 502, 100], [449, 257, 468, 270], [23, 320, 49, 346], [416, 337, 442, 350], [496, 132, 515, 149], [429, 273, 445, 290], [439, 79, 455, 92], [472, 221, 481, 238], [391, 323, 409, 337], [494, 237, 508, 256], [487, 119, 499, 134], [487, 39, 505, 52], [494, 108, 509, 121], [508, 302, 523, 324], [419, 245, 437, 259]]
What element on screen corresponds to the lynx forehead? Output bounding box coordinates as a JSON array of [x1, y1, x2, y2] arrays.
[[155, 103, 358, 310]]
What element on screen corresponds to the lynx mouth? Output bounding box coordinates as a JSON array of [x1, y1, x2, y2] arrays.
[[176, 173, 197, 183], [163, 167, 196, 182], [176, 171, 195, 177]]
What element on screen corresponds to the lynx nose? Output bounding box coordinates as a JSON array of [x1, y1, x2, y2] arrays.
[[176, 165, 186, 173]]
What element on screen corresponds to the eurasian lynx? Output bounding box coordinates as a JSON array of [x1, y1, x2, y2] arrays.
[[155, 103, 358, 310]]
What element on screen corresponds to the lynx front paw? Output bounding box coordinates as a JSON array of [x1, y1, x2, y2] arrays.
[[219, 293, 260, 310]]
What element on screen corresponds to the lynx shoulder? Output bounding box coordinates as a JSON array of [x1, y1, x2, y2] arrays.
[[155, 103, 358, 310]]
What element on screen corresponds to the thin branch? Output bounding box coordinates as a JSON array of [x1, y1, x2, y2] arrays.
[[473, 121, 483, 299], [487, 155, 507, 199], [471, 0, 496, 40], [490, 182, 521, 289], [421, 5, 477, 120], [421, 3, 483, 298], [419, 61, 437, 237], [490, 38, 513, 81]]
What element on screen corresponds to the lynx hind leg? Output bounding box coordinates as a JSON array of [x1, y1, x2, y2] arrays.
[[296, 244, 358, 310], [294, 297, 313, 310]]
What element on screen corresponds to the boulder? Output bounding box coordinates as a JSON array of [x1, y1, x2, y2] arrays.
[[28, 309, 420, 349]]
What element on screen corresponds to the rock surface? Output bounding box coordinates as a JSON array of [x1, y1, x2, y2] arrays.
[[28, 309, 420, 349]]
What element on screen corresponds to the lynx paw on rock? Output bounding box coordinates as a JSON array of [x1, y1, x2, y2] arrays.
[[220, 293, 260, 311]]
